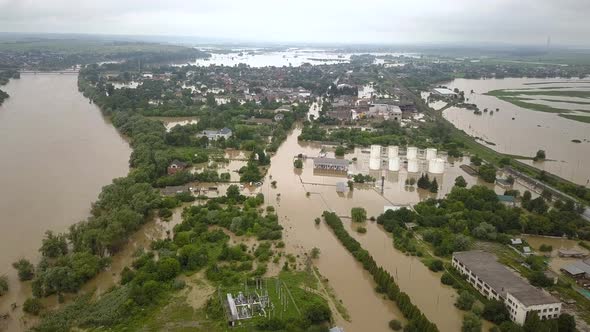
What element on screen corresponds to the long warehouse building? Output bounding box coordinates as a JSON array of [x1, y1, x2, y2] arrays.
[[452, 251, 561, 325]]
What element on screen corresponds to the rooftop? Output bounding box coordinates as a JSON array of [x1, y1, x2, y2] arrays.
[[433, 88, 457, 95], [313, 157, 349, 167], [453, 251, 559, 307]]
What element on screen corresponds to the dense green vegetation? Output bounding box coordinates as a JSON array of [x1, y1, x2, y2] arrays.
[[34, 189, 330, 331], [323, 211, 439, 332], [0, 39, 210, 70]]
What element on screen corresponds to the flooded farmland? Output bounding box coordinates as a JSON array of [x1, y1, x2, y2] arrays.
[[442, 78, 590, 185]]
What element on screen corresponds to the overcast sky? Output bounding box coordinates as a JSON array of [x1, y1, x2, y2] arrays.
[[1, 0, 589, 46]]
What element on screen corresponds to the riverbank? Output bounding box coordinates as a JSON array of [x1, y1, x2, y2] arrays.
[[0, 74, 131, 331]]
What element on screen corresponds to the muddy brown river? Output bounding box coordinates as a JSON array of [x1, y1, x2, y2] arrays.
[[0, 74, 131, 331]]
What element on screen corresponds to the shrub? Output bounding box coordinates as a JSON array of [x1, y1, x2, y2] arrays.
[[23, 297, 43, 315], [294, 159, 303, 168], [335, 146, 346, 157], [311, 247, 320, 259], [441, 272, 454, 286], [12, 258, 35, 281], [455, 290, 476, 311], [0, 276, 8, 296], [428, 259, 444, 272], [314, 217, 321, 225], [351, 207, 367, 222], [539, 244, 553, 252], [357, 226, 367, 234], [389, 319, 402, 330]]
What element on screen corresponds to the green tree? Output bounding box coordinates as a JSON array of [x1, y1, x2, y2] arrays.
[[455, 290, 476, 310], [462, 312, 482, 332], [40, 231, 68, 258], [226, 184, 241, 201], [470, 155, 482, 166], [558, 313, 576, 332], [351, 207, 367, 222], [417, 173, 431, 189], [455, 176, 467, 188], [157, 257, 181, 281], [335, 146, 346, 157], [429, 178, 439, 193], [482, 300, 509, 324], [13, 258, 35, 281], [478, 164, 497, 183], [294, 159, 303, 168]]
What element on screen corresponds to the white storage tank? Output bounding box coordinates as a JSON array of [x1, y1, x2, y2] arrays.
[[388, 157, 400, 171], [407, 158, 419, 173], [407, 146, 418, 159], [369, 158, 381, 170], [387, 146, 399, 158], [370, 145, 381, 159], [426, 148, 437, 161], [428, 158, 445, 174]]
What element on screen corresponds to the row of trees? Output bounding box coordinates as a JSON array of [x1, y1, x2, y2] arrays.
[[323, 211, 439, 332]]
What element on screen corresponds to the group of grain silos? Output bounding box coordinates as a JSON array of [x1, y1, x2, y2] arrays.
[[368, 145, 444, 173]]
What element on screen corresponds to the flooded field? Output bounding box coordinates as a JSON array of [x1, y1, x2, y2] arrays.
[[442, 78, 590, 185], [0, 74, 131, 331], [187, 49, 419, 68]]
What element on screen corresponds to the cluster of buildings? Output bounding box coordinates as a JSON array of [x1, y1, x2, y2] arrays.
[[452, 251, 561, 325], [325, 93, 417, 123], [197, 127, 233, 141]]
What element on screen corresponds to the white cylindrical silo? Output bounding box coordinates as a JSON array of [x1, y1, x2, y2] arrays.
[[428, 158, 445, 174], [388, 157, 400, 171], [369, 158, 381, 170], [407, 146, 418, 159], [426, 148, 437, 161], [407, 158, 419, 173], [370, 145, 381, 159], [388, 146, 399, 158]]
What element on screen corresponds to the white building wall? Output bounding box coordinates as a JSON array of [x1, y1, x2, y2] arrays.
[[452, 256, 561, 326]]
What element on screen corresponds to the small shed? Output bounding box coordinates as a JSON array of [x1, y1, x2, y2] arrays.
[[510, 238, 523, 245]]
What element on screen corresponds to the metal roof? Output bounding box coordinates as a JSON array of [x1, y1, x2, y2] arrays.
[[453, 251, 559, 307], [313, 157, 349, 166]]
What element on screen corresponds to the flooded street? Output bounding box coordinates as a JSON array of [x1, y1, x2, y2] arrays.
[[0, 74, 131, 331], [442, 78, 590, 185], [258, 127, 485, 331]]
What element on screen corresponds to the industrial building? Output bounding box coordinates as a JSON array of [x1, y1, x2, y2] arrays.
[[432, 87, 458, 97], [452, 251, 561, 325], [313, 157, 349, 172]]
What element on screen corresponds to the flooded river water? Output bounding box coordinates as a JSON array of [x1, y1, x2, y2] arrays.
[[0, 74, 131, 331], [442, 78, 590, 185]]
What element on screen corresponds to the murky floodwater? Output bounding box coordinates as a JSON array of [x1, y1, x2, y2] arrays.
[[442, 78, 590, 185], [185, 49, 419, 68], [0, 74, 131, 331], [523, 235, 590, 273], [256, 126, 503, 331]]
